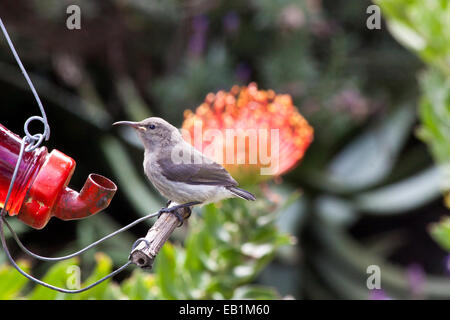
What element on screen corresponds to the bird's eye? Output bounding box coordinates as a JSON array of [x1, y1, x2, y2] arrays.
[[148, 124, 156, 130]]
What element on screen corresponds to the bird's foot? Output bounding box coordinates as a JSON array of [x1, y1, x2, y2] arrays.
[[157, 201, 171, 219], [157, 201, 201, 227], [158, 207, 184, 227]]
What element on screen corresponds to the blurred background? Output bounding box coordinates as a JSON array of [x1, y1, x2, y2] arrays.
[[0, 0, 449, 299]]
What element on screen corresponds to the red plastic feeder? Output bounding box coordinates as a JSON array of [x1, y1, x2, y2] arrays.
[[0, 123, 117, 229]]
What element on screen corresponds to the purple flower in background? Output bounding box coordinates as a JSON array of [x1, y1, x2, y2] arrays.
[[235, 62, 251, 84], [369, 289, 391, 300], [444, 255, 450, 274], [407, 263, 425, 298], [331, 89, 369, 122], [223, 11, 240, 34], [188, 15, 209, 57], [193, 14, 209, 33]]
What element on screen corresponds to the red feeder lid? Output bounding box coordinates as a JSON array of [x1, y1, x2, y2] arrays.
[[19, 150, 75, 229]]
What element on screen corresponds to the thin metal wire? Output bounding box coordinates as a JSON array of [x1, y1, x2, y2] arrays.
[[0, 220, 132, 293], [4, 210, 159, 262], [0, 18, 50, 146], [0, 17, 157, 293]]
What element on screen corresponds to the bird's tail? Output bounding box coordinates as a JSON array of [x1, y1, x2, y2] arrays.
[[226, 186, 256, 201]]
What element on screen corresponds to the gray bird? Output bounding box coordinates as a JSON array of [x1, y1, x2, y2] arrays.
[[113, 117, 255, 223]]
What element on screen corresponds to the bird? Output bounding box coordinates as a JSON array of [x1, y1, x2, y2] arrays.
[[113, 117, 255, 225]]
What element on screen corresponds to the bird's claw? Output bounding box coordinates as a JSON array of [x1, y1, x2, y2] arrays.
[[157, 201, 200, 227], [157, 206, 185, 227], [185, 207, 192, 219]]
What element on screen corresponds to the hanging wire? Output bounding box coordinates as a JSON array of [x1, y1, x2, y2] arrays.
[[0, 19, 49, 149], [0, 17, 156, 293], [4, 209, 159, 262], [0, 217, 133, 294]]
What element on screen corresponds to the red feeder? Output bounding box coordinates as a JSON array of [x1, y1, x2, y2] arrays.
[[0, 124, 117, 229]]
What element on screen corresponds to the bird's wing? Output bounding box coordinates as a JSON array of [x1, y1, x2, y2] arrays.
[[157, 150, 238, 186]]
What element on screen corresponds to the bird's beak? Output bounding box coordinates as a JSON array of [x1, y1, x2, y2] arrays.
[[113, 121, 146, 132]]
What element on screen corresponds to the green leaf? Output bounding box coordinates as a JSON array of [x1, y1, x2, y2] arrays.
[[231, 285, 280, 300], [430, 217, 450, 252], [76, 253, 114, 300], [154, 242, 178, 299], [0, 261, 31, 299], [27, 258, 79, 300], [418, 69, 450, 163], [121, 269, 157, 300], [378, 0, 450, 75]]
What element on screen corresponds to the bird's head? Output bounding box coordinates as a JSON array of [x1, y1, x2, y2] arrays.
[[113, 117, 181, 150]]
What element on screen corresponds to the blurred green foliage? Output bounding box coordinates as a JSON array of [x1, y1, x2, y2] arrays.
[[153, 200, 292, 299], [0, 198, 295, 299], [1, 0, 449, 300], [430, 217, 450, 252], [378, 0, 450, 251], [377, 0, 450, 75], [418, 70, 450, 166], [378, 0, 450, 203]]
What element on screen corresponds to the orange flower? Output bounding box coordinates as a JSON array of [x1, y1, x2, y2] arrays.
[[182, 83, 313, 184]]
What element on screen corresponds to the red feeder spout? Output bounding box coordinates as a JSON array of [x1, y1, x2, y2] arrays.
[[52, 174, 117, 221], [16, 149, 118, 229]]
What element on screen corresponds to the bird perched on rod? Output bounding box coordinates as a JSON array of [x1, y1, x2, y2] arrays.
[[113, 117, 255, 224]]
